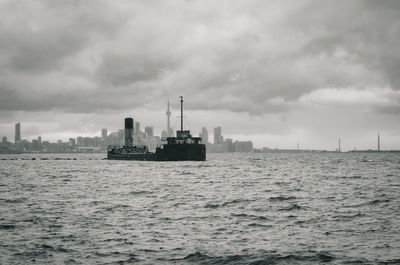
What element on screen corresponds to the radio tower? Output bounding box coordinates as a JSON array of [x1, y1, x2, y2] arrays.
[[166, 100, 172, 137], [378, 133, 380, 151]]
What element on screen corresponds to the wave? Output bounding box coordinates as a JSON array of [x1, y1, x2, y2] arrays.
[[278, 204, 302, 211], [197, 164, 212, 168], [268, 196, 297, 201], [0, 224, 16, 230], [247, 223, 273, 228], [205, 199, 254, 209], [102, 204, 132, 212], [231, 213, 271, 221], [344, 199, 391, 208], [205, 203, 219, 209], [332, 212, 365, 220], [129, 190, 153, 195], [176, 251, 337, 264], [0, 197, 28, 203], [93, 250, 141, 264], [179, 171, 194, 175], [365, 199, 391, 205]]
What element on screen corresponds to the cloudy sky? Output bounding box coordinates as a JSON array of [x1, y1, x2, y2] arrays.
[[0, 0, 399, 150]]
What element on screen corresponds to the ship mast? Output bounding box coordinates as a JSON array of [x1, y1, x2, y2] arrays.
[[180, 96, 183, 132], [166, 100, 171, 136]]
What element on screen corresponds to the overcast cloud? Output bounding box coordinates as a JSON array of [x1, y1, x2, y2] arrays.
[[0, 0, 399, 149]]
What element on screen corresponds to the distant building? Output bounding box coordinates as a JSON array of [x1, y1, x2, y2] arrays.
[[118, 129, 125, 144], [214, 127, 223, 145], [145, 126, 154, 138], [144, 136, 161, 152], [107, 132, 123, 146], [15, 123, 21, 143], [76, 137, 99, 147], [32, 139, 39, 150], [200, 127, 208, 144], [234, 140, 253, 152], [161, 130, 168, 139], [225, 138, 234, 152], [135, 122, 140, 136], [101, 128, 108, 140], [1, 136, 9, 151], [69, 138, 76, 148]]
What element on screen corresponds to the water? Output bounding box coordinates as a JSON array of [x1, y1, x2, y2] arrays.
[[0, 152, 399, 264]]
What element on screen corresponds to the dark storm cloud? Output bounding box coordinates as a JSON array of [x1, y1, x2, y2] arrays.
[[0, 1, 123, 73], [297, 0, 400, 90], [0, 0, 399, 115], [97, 51, 178, 86]]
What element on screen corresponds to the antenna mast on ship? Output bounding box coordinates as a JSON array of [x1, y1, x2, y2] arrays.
[[180, 96, 183, 132], [166, 100, 172, 137]]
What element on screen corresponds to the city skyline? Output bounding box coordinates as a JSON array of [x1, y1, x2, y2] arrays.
[[0, 119, 256, 154], [0, 1, 399, 150], [0, 98, 394, 151], [0, 118, 390, 152]]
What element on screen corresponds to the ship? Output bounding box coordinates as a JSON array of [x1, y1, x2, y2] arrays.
[[107, 96, 206, 161]]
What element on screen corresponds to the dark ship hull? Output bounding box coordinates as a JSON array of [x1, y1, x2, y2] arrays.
[[107, 144, 206, 161], [155, 143, 206, 161]]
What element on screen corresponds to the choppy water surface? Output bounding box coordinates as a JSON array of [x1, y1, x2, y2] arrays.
[[0, 152, 399, 264]]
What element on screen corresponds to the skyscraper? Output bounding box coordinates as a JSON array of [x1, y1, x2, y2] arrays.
[[145, 126, 154, 138], [214, 127, 223, 145], [15, 123, 21, 143], [69, 138, 76, 148], [135, 122, 140, 136], [101, 128, 108, 140], [201, 127, 208, 144]]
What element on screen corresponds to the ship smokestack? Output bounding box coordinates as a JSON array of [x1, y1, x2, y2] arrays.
[[125, 118, 133, 147]]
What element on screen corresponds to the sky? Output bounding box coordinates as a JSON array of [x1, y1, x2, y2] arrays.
[[0, 0, 399, 150]]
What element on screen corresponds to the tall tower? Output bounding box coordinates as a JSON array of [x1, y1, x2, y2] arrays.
[[15, 123, 21, 143], [166, 101, 172, 137], [338, 138, 341, 152], [378, 133, 380, 151]]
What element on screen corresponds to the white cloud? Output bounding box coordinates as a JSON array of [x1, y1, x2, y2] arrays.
[[299, 87, 398, 106]]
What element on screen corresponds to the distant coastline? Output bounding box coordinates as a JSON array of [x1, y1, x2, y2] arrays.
[[2, 149, 400, 155]]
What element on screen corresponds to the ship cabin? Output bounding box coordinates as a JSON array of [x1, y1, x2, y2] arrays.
[[163, 130, 203, 145]]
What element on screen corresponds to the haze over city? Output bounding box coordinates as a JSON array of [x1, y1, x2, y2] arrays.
[[0, 1, 399, 150]]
